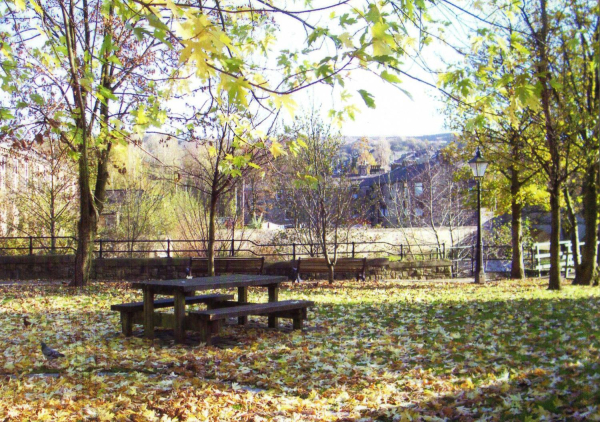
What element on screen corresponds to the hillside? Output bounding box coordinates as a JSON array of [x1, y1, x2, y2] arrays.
[[341, 133, 456, 161]]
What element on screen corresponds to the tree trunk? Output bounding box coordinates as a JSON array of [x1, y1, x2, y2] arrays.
[[327, 263, 335, 284], [71, 153, 96, 287], [50, 169, 56, 254], [577, 163, 599, 285], [548, 186, 562, 290], [207, 190, 218, 276], [50, 219, 56, 254], [563, 187, 581, 282], [510, 176, 525, 279]]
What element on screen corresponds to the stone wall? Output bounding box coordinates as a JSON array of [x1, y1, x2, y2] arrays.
[[0, 255, 452, 281], [0, 255, 75, 280], [0, 255, 190, 280], [385, 259, 452, 279]]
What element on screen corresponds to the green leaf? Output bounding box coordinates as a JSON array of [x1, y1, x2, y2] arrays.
[[365, 4, 381, 23], [107, 55, 123, 66], [380, 70, 402, 84], [358, 89, 376, 108], [0, 108, 14, 120], [30, 93, 44, 105]]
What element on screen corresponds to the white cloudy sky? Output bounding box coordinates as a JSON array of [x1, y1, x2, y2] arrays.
[[297, 70, 448, 138], [274, 1, 463, 138]]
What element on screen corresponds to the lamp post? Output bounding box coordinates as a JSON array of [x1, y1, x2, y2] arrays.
[[468, 147, 489, 284]]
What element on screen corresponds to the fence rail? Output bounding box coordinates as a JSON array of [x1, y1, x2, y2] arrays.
[[530, 240, 600, 277], [0, 236, 446, 261], [447, 244, 521, 277], [8, 236, 580, 278]]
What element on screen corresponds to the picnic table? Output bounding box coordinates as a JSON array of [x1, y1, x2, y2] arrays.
[[130, 274, 288, 343]]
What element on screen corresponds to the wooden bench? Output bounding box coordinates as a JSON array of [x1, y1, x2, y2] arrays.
[[111, 293, 234, 336], [187, 257, 265, 277], [189, 300, 314, 345], [294, 257, 367, 282]]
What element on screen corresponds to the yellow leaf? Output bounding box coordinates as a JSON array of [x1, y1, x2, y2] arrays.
[[269, 141, 287, 158], [339, 32, 354, 48], [272, 94, 297, 117]]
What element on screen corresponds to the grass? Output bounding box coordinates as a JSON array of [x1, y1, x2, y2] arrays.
[[0, 278, 599, 421]]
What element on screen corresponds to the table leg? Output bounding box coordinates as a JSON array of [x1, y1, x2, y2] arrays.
[[143, 287, 155, 340], [174, 290, 186, 344], [238, 286, 248, 325], [268, 284, 279, 328]]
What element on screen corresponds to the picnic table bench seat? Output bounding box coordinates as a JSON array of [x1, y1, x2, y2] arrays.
[[111, 293, 234, 336], [187, 257, 265, 277], [189, 300, 314, 345], [295, 257, 367, 282]]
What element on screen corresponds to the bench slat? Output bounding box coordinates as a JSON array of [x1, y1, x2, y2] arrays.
[[111, 293, 234, 313], [190, 300, 314, 321], [296, 257, 366, 282], [189, 257, 264, 276]]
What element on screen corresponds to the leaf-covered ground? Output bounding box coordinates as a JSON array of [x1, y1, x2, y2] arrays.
[[1, 278, 599, 421]]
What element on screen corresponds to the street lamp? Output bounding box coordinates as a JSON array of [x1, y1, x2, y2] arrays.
[[468, 147, 488, 284]]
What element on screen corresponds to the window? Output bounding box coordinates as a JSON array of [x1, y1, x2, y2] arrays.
[[0, 156, 5, 191], [379, 206, 389, 217], [414, 182, 423, 196]]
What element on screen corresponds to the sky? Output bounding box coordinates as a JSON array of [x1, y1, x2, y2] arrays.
[[290, 75, 447, 138], [276, 2, 456, 139], [315, 72, 447, 138]]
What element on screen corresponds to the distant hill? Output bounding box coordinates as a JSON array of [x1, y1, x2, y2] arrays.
[[341, 133, 456, 157]]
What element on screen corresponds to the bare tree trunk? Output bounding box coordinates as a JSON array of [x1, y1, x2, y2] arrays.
[[576, 163, 598, 285], [327, 264, 334, 284], [72, 152, 96, 287], [510, 190, 525, 279], [207, 189, 218, 276], [563, 186, 581, 282], [50, 184, 56, 254], [548, 185, 562, 290]]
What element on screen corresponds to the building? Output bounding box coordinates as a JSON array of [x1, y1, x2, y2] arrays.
[[359, 156, 474, 229], [0, 142, 47, 235]]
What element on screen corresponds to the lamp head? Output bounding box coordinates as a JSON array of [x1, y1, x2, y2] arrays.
[[468, 147, 488, 179]]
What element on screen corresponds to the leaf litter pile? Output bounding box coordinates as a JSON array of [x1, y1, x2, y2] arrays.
[[1, 279, 599, 421]]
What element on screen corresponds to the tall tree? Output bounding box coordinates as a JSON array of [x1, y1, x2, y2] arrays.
[[553, 1, 600, 286], [177, 107, 270, 276], [1, 0, 174, 285], [277, 112, 362, 284], [439, 0, 598, 289], [6, 137, 78, 249]]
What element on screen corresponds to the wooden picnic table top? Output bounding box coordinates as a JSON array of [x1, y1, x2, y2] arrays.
[[131, 274, 287, 295]]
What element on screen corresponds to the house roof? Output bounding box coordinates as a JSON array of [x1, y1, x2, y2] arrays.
[[359, 161, 428, 188]]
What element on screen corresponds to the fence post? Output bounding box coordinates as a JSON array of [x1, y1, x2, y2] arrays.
[[352, 242, 355, 258], [292, 243, 296, 261], [400, 244, 403, 260], [167, 239, 171, 258], [231, 238, 235, 257], [99, 239, 103, 259], [29, 236, 33, 256], [442, 243, 446, 259], [471, 245, 475, 275]]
